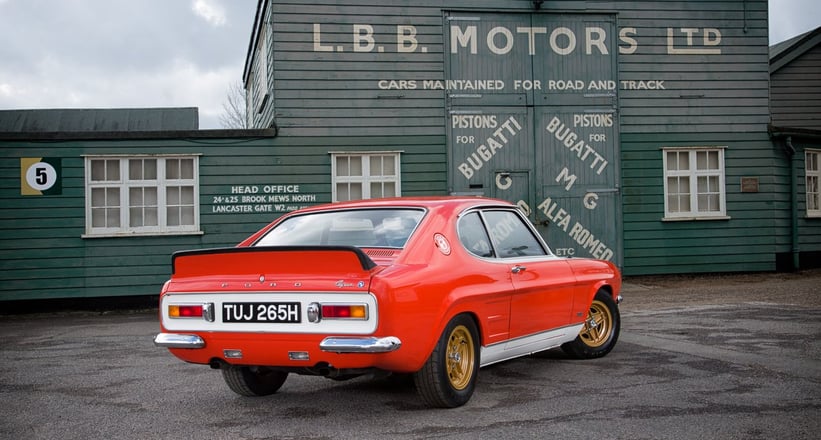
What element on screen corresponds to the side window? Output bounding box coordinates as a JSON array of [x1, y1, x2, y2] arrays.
[[483, 210, 546, 258], [457, 212, 494, 258]]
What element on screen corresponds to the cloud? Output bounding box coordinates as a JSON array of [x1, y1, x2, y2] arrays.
[[192, 0, 227, 27]]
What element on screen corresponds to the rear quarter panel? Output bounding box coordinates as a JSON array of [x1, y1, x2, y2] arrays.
[[566, 259, 622, 322]]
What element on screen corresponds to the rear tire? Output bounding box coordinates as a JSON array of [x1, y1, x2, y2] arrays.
[[414, 314, 480, 408], [221, 365, 288, 396], [561, 290, 620, 359]]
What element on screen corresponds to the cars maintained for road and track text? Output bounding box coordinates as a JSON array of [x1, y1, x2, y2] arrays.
[[154, 197, 622, 407]]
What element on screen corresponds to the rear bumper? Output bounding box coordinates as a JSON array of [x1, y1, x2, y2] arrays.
[[320, 336, 402, 353], [154, 333, 205, 349], [153, 332, 402, 354]]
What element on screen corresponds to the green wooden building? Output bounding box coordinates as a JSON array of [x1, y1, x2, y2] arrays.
[[1, 0, 819, 302]]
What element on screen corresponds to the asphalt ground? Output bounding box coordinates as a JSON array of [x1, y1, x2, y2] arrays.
[[1, 269, 819, 439]]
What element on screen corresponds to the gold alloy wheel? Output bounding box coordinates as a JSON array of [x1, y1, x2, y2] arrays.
[[579, 300, 613, 348], [446, 324, 475, 390]]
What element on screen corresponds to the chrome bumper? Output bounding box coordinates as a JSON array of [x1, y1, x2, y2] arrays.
[[320, 336, 401, 353], [154, 333, 205, 349]]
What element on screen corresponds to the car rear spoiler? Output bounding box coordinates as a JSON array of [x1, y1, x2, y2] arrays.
[[171, 246, 378, 277]]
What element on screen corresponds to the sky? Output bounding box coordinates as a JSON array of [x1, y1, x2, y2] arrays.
[[0, 0, 819, 130]]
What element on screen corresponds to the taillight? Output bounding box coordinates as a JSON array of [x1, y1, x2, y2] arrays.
[[168, 304, 202, 318], [320, 304, 368, 320], [167, 303, 215, 321]]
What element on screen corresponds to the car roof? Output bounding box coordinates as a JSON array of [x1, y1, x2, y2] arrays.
[[295, 196, 515, 214]]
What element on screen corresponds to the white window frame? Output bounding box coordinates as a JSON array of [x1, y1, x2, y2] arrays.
[[662, 147, 729, 221], [807, 149, 821, 218], [330, 152, 402, 202], [83, 155, 201, 237]]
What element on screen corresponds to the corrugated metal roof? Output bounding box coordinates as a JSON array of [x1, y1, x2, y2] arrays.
[[0, 107, 199, 132]]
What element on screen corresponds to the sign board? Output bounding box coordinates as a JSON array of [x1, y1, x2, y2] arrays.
[[21, 158, 62, 196]]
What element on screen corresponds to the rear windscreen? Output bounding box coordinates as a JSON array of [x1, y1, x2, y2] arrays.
[[254, 208, 425, 248]]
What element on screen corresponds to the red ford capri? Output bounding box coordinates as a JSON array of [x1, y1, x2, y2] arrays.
[[154, 197, 622, 408]]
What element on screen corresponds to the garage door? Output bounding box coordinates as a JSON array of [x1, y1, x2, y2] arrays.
[[446, 12, 621, 264]]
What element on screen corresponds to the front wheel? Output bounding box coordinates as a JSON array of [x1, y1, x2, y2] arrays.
[[221, 365, 288, 396], [414, 314, 480, 408], [562, 290, 620, 359]]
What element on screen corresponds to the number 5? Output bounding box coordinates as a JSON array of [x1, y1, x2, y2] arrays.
[[35, 167, 48, 185]]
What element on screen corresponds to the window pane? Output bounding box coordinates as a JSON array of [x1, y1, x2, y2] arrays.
[[336, 183, 349, 201], [91, 208, 106, 227], [130, 207, 143, 227], [382, 181, 396, 197], [696, 151, 707, 170], [370, 156, 383, 176], [167, 207, 180, 226], [666, 152, 677, 171], [678, 152, 689, 170], [350, 157, 362, 176], [129, 187, 143, 205], [336, 157, 348, 177], [167, 186, 180, 204], [180, 159, 194, 179], [807, 152, 818, 171], [349, 183, 362, 200], [697, 176, 708, 193], [167, 159, 180, 179], [483, 211, 545, 257], [129, 160, 141, 180], [383, 156, 396, 176], [370, 182, 383, 199], [145, 187, 157, 205], [458, 212, 494, 258], [91, 160, 106, 181], [107, 187, 120, 206], [144, 159, 157, 179], [91, 188, 106, 207], [180, 206, 195, 225], [106, 160, 120, 181], [106, 208, 120, 227], [145, 207, 158, 226], [180, 186, 194, 204], [667, 195, 679, 213]]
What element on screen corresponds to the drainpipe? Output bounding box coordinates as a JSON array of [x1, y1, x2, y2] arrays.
[[785, 136, 800, 271]]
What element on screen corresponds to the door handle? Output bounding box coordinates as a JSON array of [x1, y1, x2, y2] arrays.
[[511, 265, 526, 274]]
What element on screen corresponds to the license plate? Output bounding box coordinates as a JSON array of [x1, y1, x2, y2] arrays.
[[222, 302, 301, 323]]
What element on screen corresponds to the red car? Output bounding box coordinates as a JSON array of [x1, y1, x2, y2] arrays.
[[154, 197, 622, 407]]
